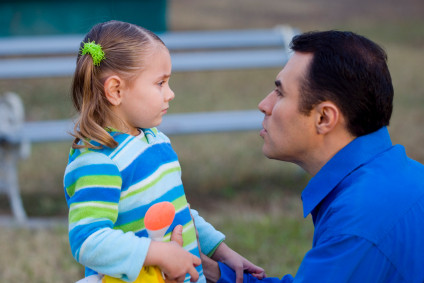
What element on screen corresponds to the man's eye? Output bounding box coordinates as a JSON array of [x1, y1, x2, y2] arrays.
[[275, 88, 283, 96]]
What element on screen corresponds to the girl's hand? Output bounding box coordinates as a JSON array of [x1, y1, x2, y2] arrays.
[[145, 225, 201, 282], [212, 242, 266, 283]]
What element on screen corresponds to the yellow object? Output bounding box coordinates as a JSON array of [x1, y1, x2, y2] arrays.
[[103, 266, 165, 283]]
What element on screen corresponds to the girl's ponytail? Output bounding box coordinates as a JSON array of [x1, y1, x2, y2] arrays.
[[71, 45, 118, 149]]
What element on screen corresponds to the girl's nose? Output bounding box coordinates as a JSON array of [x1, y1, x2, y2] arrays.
[[166, 87, 175, 102]]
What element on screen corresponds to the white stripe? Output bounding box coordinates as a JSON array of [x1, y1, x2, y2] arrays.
[[74, 185, 121, 194], [176, 205, 187, 214], [109, 136, 133, 159], [118, 171, 183, 213], [113, 140, 147, 170], [69, 217, 110, 231], [65, 151, 114, 175]]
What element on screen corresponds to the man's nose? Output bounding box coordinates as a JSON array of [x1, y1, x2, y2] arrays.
[[258, 92, 273, 115]]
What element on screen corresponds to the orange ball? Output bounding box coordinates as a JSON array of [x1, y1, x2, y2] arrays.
[[144, 201, 176, 231]]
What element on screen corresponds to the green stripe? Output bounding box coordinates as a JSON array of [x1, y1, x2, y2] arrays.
[[115, 218, 144, 233], [181, 223, 197, 247], [172, 195, 188, 212], [67, 175, 121, 197], [69, 203, 118, 223], [151, 128, 159, 135], [161, 221, 197, 248]]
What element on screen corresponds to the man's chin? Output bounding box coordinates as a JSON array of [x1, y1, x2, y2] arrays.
[[262, 146, 275, 160]]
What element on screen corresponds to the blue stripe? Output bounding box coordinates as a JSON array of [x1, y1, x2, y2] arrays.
[[68, 187, 121, 205], [67, 148, 79, 163], [163, 208, 193, 235], [135, 229, 149, 238], [120, 143, 178, 185], [189, 245, 201, 258], [132, 207, 194, 238], [115, 185, 186, 226]]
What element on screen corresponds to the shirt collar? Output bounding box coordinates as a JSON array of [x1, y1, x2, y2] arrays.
[[301, 127, 393, 218], [105, 127, 158, 144], [140, 128, 158, 144]]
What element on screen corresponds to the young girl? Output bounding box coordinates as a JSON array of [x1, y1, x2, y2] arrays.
[[64, 21, 264, 283]]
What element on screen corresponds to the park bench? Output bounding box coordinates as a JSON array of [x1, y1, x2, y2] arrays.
[[0, 26, 299, 226]]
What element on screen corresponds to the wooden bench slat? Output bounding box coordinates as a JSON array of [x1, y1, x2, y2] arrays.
[[3, 110, 263, 144], [0, 48, 289, 79], [0, 27, 296, 56]]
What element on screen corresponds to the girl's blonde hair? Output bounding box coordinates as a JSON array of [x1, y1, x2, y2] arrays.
[[71, 20, 165, 149]]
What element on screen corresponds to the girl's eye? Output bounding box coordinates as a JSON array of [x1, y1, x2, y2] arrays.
[[158, 81, 165, 87]]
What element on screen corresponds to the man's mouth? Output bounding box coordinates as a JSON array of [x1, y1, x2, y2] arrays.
[[260, 123, 267, 137]]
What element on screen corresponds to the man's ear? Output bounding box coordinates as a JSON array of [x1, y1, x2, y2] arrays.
[[314, 102, 340, 135], [104, 75, 123, 106]]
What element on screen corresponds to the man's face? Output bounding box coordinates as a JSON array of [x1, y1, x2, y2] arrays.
[[258, 52, 317, 165]]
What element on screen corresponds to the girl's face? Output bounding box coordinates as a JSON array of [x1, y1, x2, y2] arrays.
[[118, 46, 174, 135]]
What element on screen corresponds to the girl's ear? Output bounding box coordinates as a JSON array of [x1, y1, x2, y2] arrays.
[[314, 101, 340, 135], [104, 75, 123, 106]]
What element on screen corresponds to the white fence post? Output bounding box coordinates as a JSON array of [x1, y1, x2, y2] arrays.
[[0, 92, 28, 224]]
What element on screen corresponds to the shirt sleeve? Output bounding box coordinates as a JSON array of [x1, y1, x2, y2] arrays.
[[294, 234, 395, 282], [217, 234, 393, 283], [217, 262, 294, 283], [190, 208, 226, 256], [64, 151, 150, 282]]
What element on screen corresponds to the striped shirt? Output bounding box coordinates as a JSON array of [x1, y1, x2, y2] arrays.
[[64, 128, 224, 282]]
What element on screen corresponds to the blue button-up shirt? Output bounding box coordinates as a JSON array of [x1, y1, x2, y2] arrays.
[[218, 127, 424, 282]]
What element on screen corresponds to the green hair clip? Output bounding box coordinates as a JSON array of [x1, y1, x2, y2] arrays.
[[80, 40, 105, 66]]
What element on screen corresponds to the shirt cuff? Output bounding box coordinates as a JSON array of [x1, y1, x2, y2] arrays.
[[217, 262, 238, 283], [216, 262, 294, 283], [190, 209, 226, 255]]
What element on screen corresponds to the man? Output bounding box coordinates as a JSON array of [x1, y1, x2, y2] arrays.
[[203, 30, 424, 282]]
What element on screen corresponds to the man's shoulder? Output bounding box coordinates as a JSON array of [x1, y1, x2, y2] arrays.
[[321, 158, 424, 243]]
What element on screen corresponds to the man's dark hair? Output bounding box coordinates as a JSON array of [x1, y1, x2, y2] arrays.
[[290, 30, 393, 137]]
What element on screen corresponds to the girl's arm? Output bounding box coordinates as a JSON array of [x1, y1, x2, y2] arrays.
[[190, 208, 225, 256], [65, 152, 148, 281]]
